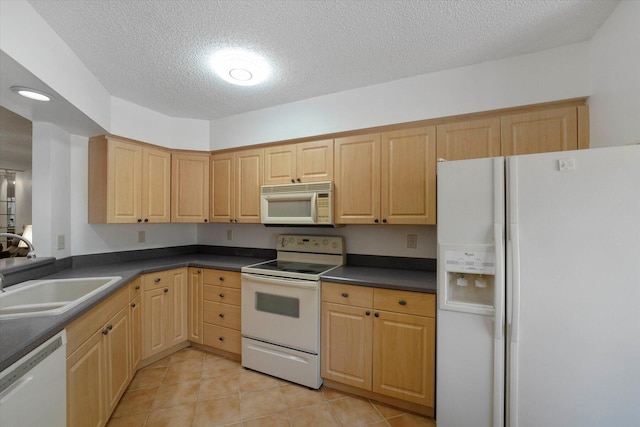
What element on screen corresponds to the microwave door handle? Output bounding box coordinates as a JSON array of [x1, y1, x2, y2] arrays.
[[311, 193, 318, 222]]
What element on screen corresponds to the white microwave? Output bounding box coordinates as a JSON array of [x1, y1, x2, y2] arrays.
[[261, 181, 334, 225]]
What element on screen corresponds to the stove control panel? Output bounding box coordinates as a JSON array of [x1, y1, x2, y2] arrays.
[[277, 234, 344, 255]]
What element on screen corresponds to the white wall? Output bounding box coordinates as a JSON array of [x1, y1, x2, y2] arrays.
[[588, 0, 640, 148]]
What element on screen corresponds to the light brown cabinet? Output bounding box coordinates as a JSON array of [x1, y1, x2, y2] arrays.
[[321, 282, 436, 412], [141, 268, 188, 359], [210, 148, 263, 223], [88, 136, 171, 224], [264, 139, 334, 184], [334, 127, 436, 225], [66, 285, 131, 427], [188, 267, 204, 344], [202, 269, 242, 356], [171, 152, 210, 223], [436, 117, 502, 161]]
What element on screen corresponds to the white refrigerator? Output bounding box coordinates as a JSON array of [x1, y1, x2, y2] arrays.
[[436, 144, 640, 427]]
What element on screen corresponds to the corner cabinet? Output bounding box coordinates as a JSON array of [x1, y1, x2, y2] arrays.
[[141, 268, 188, 359], [210, 148, 263, 224], [171, 152, 210, 223], [88, 135, 171, 224], [264, 139, 334, 185], [334, 126, 436, 225], [321, 282, 436, 415]]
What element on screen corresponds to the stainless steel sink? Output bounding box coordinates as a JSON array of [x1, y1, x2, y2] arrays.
[[0, 276, 121, 319]]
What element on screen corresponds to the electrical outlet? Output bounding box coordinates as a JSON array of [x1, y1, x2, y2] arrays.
[[407, 234, 417, 249], [227, 229, 233, 241], [138, 230, 146, 243], [57, 234, 65, 250]]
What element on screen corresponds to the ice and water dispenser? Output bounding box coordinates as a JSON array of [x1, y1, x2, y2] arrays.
[[438, 244, 496, 315]]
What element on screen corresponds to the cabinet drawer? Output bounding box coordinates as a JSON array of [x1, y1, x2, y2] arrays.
[[129, 277, 142, 300], [374, 289, 435, 317], [322, 282, 373, 307], [203, 324, 241, 354], [203, 285, 241, 306], [203, 269, 241, 289], [203, 301, 241, 330], [142, 271, 170, 291]]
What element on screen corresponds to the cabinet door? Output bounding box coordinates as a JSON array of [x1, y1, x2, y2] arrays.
[[235, 148, 263, 223], [141, 147, 171, 223], [381, 127, 436, 225], [436, 118, 501, 161], [104, 306, 131, 417], [372, 311, 435, 407], [188, 268, 203, 344], [297, 139, 334, 183], [321, 302, 373, 390], [67, 333, 105, 427], [334, 134, 381, 224], [264, 144, 297, 185], [501, 106, 578, 156], [168, 268, 189, 346], [129, 294, 142, 371], [210, 153, 235, 223], [171, 153, 210, 223], [107, 139, 142, 223], [142, 287, 168, 359]]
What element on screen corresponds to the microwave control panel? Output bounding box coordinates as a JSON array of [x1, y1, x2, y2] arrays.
[[316, 193, 332, 224]]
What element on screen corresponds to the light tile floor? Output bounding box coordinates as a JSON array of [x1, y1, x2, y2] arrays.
[[107, 347, 437, 427]]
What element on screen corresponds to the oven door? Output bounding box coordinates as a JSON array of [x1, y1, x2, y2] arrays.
[[241, 273, 320, 353], [261, 191, 317, 225]]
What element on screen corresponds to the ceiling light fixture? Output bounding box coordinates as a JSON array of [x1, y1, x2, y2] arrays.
[[10, 86, 53, 102], [209, 49, 271, 86]]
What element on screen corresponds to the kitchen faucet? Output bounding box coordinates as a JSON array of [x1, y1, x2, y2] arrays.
[[1, 232, 36, 259]]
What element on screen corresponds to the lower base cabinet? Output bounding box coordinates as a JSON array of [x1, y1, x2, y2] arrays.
[[66, 286, 131, 427], [201, 269, 242, 356], [321, 281, 436, 411]]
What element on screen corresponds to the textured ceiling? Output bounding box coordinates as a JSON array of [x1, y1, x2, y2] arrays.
[[27, 0, 619, 121]]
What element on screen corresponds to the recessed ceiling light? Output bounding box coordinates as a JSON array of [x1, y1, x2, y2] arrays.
[[209, 49, 271, 86], [10, 86, 53, 102]]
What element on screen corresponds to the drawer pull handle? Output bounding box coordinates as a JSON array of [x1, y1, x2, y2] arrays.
[[219, 293, 225, 298], [154, 278, 161, 283], [219, 276, 225, 281], [219, 313, 225, 318], [341, 292, 349, 298], [164, 288, 169, 293], [365, 311, 371, 316], [399, 300, 407, 306], [219, 337, 225, 341]]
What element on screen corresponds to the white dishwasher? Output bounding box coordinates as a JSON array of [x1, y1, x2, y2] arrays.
[[0, 330, 67, 427]]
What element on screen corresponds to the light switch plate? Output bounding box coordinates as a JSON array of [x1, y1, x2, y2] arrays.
[[407, 234, 417, 249], [57, 234, 65, 250]]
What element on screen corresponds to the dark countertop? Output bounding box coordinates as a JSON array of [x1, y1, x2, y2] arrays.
[[0, 254, 436, 371]]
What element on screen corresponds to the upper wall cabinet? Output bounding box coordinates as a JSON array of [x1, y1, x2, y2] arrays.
[[89, 136, 171, 224], [436, 118, 501, 161], [334, 127, 436, 225], [264, 139, 334, 185], [210, 148, 263, 223], [501, 106, 579, 156], [171, 152, 210, 223]]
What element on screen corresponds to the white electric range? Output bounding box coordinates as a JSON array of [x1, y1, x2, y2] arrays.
[[241, 234, 345, 389]]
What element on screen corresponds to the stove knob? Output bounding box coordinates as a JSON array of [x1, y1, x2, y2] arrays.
[[332, 242, 338, 249]]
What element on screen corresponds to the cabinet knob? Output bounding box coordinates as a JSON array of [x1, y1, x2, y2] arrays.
[[341, 292, 349, 298], [219, 276, 225, 281], [382, 219, 387, 223], [374, 312, 380, 317], [296, 178, 301, 182], [197, 270, 202, 274], [219, 313, 225, 318], [107, 325, 113, 331], [204, 219, 209, 223], [234, 219, 239, 223], [219, 293, 225, 298], [135, 285, 140, 290], [229, 219, 234, 223], [374, 219, 379, 223], [219, 337, 225, 342], [398, 300, 407, 306], [164, 288, 169, 293], [131, 303, 136, 308], [365, 310, 371, 316], [154, 278, 161, 283], [144, 218, 149, 223], [291, 179, 295, 183], [102, 328, 109, 335], [137, 218, 142, 223]]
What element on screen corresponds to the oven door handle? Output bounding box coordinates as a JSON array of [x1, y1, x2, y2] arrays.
[[241, 273, 318, 289]]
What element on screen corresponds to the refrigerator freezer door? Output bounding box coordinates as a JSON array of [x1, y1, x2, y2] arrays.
[[506, 145, 640, 427], [437, 157, 505, 427]]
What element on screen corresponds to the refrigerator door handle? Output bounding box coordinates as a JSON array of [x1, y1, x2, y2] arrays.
[[509, 223, 522, 427], [493, 223, 505, 427]]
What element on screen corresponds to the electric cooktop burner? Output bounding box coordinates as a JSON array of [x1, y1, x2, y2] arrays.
[[253, 260, 338, 275]]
